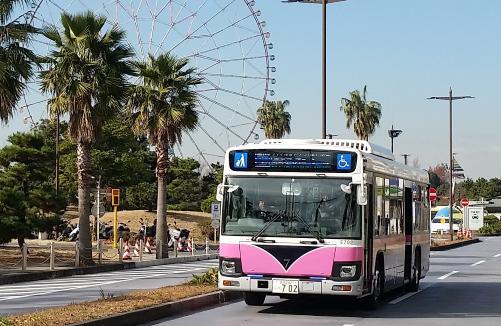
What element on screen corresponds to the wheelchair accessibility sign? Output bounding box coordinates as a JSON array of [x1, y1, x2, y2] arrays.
[[234, 152, 248, 169], [336, 154, 352, 171]]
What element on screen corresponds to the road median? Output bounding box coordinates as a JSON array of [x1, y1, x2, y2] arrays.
[[431, 238, 480, 251]]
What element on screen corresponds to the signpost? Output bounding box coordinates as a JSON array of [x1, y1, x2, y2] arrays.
[[461, 198, 470, 208], [429, 187, 437, 202], [211, 203, 220, 243], [466, 206, 484, 231], [112, 189, 120, 249]]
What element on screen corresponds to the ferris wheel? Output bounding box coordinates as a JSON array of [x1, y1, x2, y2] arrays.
[[21, 0, 275, 167]]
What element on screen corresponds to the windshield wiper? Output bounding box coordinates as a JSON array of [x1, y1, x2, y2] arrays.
[[251, 211, 285, 242], [293, 213, 325, 244]]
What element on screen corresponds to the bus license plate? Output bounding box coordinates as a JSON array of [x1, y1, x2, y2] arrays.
[[272, 279, 299, 294]]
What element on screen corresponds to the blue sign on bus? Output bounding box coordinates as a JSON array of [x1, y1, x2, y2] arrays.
[[234, 152, 248, 169], [336, 153, 352, 171]]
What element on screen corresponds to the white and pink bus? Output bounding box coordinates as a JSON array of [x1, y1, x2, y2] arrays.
[[217, 139, 430, 306]]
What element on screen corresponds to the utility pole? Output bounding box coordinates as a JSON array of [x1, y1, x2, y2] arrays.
[[55, 109, 60, 197], [401, 154, 410, 165], [428, 88, 474, 241]]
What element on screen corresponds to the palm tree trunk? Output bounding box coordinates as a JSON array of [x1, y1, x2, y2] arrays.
[[155, 143, 169, 259], [77, 141, 92, 265]]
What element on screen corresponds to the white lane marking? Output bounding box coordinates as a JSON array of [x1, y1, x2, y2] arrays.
[[493, 254, 501, 258], [389, 290, 422, 304], [342, 324, 355, 326], [0, 266, 213, 301], [471, 260, 486, 266], [438, 271, 459, 280]]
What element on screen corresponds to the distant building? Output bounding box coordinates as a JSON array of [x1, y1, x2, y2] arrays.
[[485, 196, 501, 219]]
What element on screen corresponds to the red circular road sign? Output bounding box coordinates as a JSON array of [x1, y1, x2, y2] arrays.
[[429, 187, 437, 202], [461, 198, 470, 207]]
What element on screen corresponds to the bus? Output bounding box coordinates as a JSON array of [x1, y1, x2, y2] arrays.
[[216, 139, 430, 306]]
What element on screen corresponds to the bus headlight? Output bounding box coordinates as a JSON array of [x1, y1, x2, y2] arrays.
[[219, 258, 242, 276], [340, 265, 357, 278], [332, 262, 361, 281]]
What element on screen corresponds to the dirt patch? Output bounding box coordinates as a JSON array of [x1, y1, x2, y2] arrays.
[[431, 238, 475, 248], [6, 283, 217, 326], [69, 210, 211, 241]]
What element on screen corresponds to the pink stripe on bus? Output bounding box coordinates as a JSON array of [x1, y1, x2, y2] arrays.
[[219, 243, 240, 258]]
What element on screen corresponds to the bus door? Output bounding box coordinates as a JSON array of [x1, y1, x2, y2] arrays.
[[404, 187, 413, 281], [364, 184, 374, 292]]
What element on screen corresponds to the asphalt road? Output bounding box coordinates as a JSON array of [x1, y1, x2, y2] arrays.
[[0, 259, 218, 316], [149, 237, 501, 326]]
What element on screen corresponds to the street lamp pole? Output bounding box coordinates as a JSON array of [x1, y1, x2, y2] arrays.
[[388, 125, 403, 153], [322, 0, 327, 139], [428, 89, 474, 241], [283, 0, 346, 139]]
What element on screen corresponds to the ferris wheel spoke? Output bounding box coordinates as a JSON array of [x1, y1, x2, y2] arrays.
[[153, 1, 192, 56], [167, 0, 236, 54], [196, 122, 226, 154], [198, 86, 262, 103], [176, 143, 184, 158], [186, 132, 210, 168], [194, 34, 261, 57], [191, 11, 255, 40], [197, 94, 254, 122], [197, 110, 247, 143], [200, 72, 268, 81]]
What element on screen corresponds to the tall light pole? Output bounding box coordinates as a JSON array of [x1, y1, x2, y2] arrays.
[[388, 125, 402, 153], [428, 88, 474, 241], [283, 0, 346, 139]]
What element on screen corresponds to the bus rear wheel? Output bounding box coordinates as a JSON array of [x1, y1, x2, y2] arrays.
[[244, 292, 266, 306], [409, 252, 421, 292]]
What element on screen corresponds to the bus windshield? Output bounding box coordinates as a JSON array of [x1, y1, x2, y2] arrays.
[[222, 177, 361, 239]]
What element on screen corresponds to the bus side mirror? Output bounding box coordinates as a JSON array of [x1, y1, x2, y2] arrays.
[[216, 184, 224, 202], [357, 184, 368, 206]]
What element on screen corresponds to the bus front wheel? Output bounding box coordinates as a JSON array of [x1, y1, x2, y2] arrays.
[[244, 292, 266, 306], [365, 258, 384, 309]]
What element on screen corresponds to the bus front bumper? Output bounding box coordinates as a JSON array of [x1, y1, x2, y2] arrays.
[[219, 274, 364, 297]]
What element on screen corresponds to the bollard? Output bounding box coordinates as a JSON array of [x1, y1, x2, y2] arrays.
[[49, 242, 55, 271], [191, 238, 194, 256], [22, 243, 28, 271], [205, 237, 209, 255], [174, 239, 178, 258], [75, 242, 80, 267], [139, 239, 144, 262], [119, 238, 124, 263], [98, 240, 103, 265]]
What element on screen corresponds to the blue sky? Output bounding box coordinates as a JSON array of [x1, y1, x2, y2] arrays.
[[1, 0, 499, 179]]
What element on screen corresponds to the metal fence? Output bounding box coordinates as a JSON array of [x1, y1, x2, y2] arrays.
[[0, 237, 219, 273]]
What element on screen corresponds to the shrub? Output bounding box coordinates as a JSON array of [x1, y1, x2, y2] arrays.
[[189, 268, 218, 286]]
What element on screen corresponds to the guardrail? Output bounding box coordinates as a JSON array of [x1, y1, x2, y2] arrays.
[[0, 237, 219, 273]]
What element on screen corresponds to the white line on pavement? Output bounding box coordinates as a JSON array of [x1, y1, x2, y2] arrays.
[[389, 290, 422, 304], [494, 254, 501, 258], [471, 260, 486, 266], [438, 271, 459, 280]]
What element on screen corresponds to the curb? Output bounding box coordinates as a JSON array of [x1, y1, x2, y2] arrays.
[[431, 238, 480, 251], [70, 291, 242, 326], [0, 254, 218, 285]]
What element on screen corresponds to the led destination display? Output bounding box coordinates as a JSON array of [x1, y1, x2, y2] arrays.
[[229, 149, 357, 173]]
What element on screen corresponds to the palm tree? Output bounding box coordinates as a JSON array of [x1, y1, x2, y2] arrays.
[[0, 0, 38, 123], [257, 100, 292, 139], [340, 86, 382, 141], [40, 11, 134, 264], [127, 53, 201, 259]]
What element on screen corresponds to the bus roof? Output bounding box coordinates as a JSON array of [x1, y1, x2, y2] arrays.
[[225, 139, 429, 184]]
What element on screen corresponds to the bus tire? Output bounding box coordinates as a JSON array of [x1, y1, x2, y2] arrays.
[[365, 256, 384, 309], [244, 292, 266, 306], [409, 251, 421, 292]]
